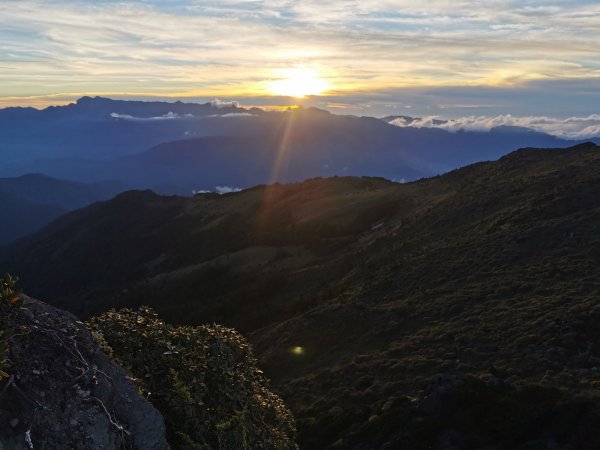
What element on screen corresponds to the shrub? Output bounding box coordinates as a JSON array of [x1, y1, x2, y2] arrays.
[[0, 273, 21, 380], [0, 273, 21, 307], [88, 307, 298, 449]]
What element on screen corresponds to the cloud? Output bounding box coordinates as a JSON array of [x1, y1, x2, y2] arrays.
[[1, 0, 600, 112], [390, 114, 600, 140], [313, 78, 600, 118], [192, 186, 243, 194], [210, 99, 240, 109], [109, 111, 193, 120], [215, 186, 242, 194], [206, 112, 254, 118]]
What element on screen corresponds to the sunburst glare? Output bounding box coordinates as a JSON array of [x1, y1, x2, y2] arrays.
[[268, 68, 329, 98]]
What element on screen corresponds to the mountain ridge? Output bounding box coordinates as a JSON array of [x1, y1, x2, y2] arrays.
[[1, 96, 596, 195]]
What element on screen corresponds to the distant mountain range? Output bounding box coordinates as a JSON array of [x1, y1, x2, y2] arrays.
[[0, 173, 125, 244], [1, 97, 597, 195], [3, 142, 600, 448], [0, 96, 253, 163]]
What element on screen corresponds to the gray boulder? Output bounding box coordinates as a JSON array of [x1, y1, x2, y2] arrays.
[[0, 296, 168, 449]]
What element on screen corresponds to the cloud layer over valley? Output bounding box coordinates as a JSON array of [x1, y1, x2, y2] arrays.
[[390, 114, 600, 140]]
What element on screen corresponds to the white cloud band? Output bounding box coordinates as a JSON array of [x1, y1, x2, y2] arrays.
[[390, 114, 600, 140]]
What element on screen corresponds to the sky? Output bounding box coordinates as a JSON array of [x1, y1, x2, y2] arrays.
[[1, 0, 600, 119]]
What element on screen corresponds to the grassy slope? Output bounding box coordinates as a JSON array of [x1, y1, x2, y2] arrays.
[[3, 143, 600, 447], [251, 143, 600, 447]]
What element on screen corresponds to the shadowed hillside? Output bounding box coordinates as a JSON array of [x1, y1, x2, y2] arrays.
[[0, 176, 403, 327], [0, 192, 64, 246], [3, 142, 600, 448], [0, 174, 126, 244]]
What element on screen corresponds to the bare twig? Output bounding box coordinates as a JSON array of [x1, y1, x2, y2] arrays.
[[0, 374, 47, 409], [11, 380, 45, 409], [88, 395, 128, 432]]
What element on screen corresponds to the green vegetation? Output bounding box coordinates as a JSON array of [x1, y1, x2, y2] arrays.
[[334, 375, 600, 449], [88, 307, 298, 449]]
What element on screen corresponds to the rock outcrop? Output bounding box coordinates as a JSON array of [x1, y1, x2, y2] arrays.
[[0, 296, 168, 449]]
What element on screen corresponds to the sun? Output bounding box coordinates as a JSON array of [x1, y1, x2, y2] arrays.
[[268, 68, 329, 98]]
